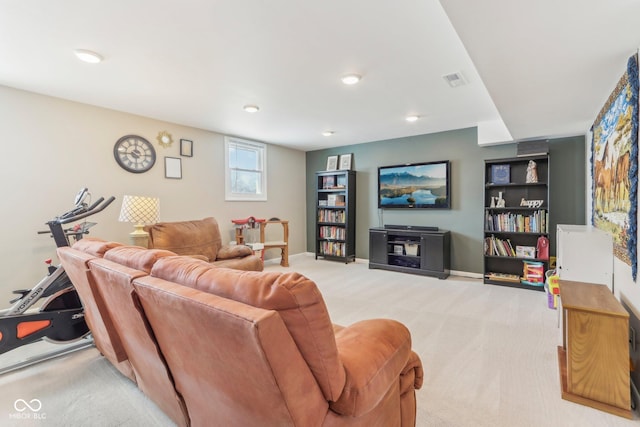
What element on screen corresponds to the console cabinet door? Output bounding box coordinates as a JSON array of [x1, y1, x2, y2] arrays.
[[369, 230, 388, 264], [421, 233, 444, 272]]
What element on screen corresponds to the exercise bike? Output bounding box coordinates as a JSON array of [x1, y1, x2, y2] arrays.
[[0, 188, 115, 365]]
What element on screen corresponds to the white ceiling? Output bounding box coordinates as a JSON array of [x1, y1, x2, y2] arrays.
[[1, 1, 640, 151]]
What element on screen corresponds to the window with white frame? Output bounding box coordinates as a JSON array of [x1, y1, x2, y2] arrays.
[[224, 136, 267, 201]]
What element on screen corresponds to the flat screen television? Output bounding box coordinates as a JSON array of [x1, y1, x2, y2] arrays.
[[378, 160, 450, 209]]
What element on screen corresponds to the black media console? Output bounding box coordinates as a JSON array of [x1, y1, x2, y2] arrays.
[[369, 226, 451, 279]]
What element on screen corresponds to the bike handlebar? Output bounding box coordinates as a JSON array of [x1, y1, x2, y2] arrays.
[[58, 196, 115, 225]]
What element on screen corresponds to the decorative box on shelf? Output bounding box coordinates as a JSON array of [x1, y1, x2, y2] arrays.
[[515, 246, 536, 259], [404, 243, 419, 256]]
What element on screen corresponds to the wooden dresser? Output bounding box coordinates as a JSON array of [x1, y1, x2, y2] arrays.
[[557, 280, 631, 419]]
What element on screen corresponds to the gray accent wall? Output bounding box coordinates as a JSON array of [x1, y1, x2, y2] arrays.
[[306, 127, 585, 274]]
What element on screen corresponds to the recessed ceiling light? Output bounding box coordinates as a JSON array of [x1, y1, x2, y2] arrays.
[[243, 105, 259, 113], [322, 131, 335, 137], [74, 49, 103, 64], [406, 115, 419, 122], [341, 74, 361, 85]]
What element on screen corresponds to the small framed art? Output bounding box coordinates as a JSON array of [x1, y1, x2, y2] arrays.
[[165, 157, 182, 179], [180, 139, 193, 157], [339, 153, 352, 170], [326, 155, 338, 171], [491, 164, 510, 184]]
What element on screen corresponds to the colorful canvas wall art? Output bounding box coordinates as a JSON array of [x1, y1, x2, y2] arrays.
[[591, 53, 638, 280]]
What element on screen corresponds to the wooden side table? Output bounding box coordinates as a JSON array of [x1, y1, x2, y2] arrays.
[[260, 220, 289, 267], [557, 280, 631, 419]]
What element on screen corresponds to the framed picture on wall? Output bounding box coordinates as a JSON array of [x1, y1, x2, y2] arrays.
[[339, 153, 352, 170], [165, 157, 182, 179], [326, 155, 338, 171], [180, 139, 193, 157]]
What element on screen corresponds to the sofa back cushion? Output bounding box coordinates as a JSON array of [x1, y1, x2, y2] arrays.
[[104, 246, 177, 273], [133, 276, 327, 426], [150, 256, 346, 401], [71, 237, 123, 257], [145, 217, 221, 261]]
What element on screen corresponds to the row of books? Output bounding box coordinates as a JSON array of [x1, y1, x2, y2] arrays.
[[485, 210, 548, 233], [319, 225, 345, 240], [319, 241, 346, 257], [321, 175, 347, 189], [485, 235, 539, 259], [484, 235, 516, 257], [318, 209, 345, 223]]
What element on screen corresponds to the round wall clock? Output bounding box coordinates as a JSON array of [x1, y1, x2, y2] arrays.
[[113, 135, 156, 173]]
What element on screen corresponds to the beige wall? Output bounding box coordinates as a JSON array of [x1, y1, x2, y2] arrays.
[[0, 85, 306, 300]]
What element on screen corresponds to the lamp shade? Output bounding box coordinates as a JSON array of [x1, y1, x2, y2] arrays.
[[118, 195, 160, 225]]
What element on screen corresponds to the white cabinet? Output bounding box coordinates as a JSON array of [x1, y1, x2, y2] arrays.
[[556, 224, 613, 291]]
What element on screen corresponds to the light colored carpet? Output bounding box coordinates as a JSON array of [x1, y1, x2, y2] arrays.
[[0, 254, 637, 426]]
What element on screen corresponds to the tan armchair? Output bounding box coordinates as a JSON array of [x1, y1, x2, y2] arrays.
[[144, 217, 263, 271]]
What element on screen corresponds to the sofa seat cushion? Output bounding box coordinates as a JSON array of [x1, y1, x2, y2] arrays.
[[149, 256, 346, 402], [146, 217, 221, 261]]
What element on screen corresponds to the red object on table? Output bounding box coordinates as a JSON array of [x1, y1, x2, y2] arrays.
[[231, 216, 266, 226]]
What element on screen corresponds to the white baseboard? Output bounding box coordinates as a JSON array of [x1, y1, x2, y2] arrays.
[[281, 253, 482, 280]]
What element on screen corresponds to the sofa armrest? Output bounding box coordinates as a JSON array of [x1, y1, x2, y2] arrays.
[[329, 319, 414, 417], [216, 244, 254, 260]]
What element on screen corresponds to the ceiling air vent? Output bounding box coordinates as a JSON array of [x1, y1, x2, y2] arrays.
[[443, 72, 466, 88]]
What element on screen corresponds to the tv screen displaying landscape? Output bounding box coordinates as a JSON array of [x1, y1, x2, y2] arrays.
[[378, 160, 450, 209]]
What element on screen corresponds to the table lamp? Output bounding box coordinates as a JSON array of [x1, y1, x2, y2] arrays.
[[118, 195, 160, 247]]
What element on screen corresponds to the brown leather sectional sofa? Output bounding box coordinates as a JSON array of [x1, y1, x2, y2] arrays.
[[58, 238, 424, 426]]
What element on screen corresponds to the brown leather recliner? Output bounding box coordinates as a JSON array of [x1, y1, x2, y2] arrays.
[[134, 255, 424, 426], [144, 217, 263, 271], [88, 246, 190, 427]]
